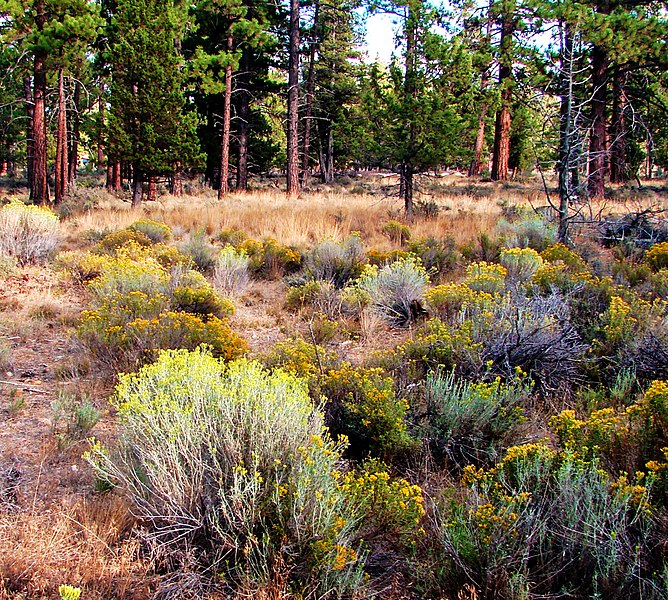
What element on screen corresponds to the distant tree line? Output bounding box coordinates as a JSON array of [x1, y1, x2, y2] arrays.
[[1, 0, 667, 211]]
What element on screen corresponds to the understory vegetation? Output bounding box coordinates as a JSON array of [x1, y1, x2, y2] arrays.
[[3, 186, 668, 599]]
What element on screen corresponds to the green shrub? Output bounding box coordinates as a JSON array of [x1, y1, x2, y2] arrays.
[[217, 228, 247, 247], [357, 256, 429, 326], [419, 371, 530, 467], [264, 337, 338, 381], [238, 237, 301, 279], [127, 218, 172, 243], [407, 236, 461, 275], [170, 285, 235, 319], [366, 248, 409, 266], [86, 349, 366, 597], [540, 243, 589, 273], [320, 363, 414, 460], [463, 261, 506, 295], [645, 241, 668, 272], [497, 212, 557, 251], [499, 247, 543, 282], [0, 199, 59, 264], [180, 230, 218, 272], [424, 283, 492, 323], [305, 234, 367, 288], [94, 228, 152, 254], [435, 441, 655, 598], [212, 245, 251, 294], [382, 220, 412, 245]]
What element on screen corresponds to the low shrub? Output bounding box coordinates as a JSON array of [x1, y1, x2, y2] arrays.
[[497, 211, 557, 251], [264, 337, 339, 381], [463, 261, 506, 295], [645, 241, 668, 272], [304, 234, 367, 288], [127, 218, 172, 243], [357, 256, 429, 326], [419, 371, 530, 467], [94, 228, 152, 254], [320, 363, 413, 461], [86, 349, 366, 597], [540, 243, 589, 274], [212, 245, 251, 294], [382, 220, 412, 245], [435, 441, 655, 598], [239, 237, 301, 279], [0, 199, 59, 264], [407, 236, 461, 275], [180, 230, 218, 272], [424, 283, 492, 323], [499, 247, 543, 282], [170, 285, 235, 319]]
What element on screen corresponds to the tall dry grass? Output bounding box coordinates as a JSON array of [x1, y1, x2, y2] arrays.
[[0, 496, 154, 599]]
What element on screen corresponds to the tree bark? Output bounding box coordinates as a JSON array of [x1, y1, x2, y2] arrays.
[[609, 67, 628, 183], [97, 95, 105, 169], [286, 0, 301, 195], [468, 3, 493, 177], [31, 1, 49, 204], [301, 0, 320, 187], [587, 0, 610, 199], [557, 23, 574, 243], [132, 163, 143, 206], [147, 176, 157, 202], [401, 163, 414, 218], [491, 8, 515, 182], [55, 68, 69, 204], [23, 77, 34, 190], [235, 47, 251, 191], [218, 35, 234, 199], [68, 80, 81, 187], [170, 162, 183, 196]]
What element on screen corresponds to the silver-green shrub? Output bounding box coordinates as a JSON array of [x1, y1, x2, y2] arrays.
[[305, 233, 367, 288], [357, 256, 428, 326], [212, 245, 251, 294], [0, 199, 59, 264], [87, 348, 365, 596]]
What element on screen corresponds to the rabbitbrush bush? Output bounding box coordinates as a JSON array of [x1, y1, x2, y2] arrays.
[[0, 199, 59, 264], [357, 256, 429, 326], [87, 349, 367, 597]]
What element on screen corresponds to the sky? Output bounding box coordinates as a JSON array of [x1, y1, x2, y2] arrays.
[[363, 13, 399, 63]]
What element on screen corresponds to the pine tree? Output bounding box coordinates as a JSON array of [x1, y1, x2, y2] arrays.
[[107, 0, 202, 205]]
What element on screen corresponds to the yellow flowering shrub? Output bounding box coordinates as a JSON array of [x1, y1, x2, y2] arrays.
[[320, 364, 413, 460], [463, 261, 506, 295], [0, 199, 60, 264], [540, 243, 589, 273], [87, 349, 366, 597], [264, 337, 338, 381], [366, 248, 409, 266], [645, 241, 668, 272], [425, 283, 493, 322], [94, 228, 152, 253], [239, 237, 301, 278], [127, 218, 172, 243], [342, 460, 424, 544], [499, 247, 544, 282]]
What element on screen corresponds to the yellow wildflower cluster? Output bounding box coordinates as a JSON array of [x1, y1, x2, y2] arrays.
[[499, 247, 544, 281], [464, 261, 507, 295], [645, 241, 668, 272], [425, 283, 494, 322], [540, 243, 589, 273]]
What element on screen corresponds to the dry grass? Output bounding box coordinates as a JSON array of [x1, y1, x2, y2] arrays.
[[62, 176, 667, 253], [0, 496, 154, 599]]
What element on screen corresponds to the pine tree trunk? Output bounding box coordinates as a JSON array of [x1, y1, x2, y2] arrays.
[[402, 163, 414, 219], [106, 164, 114, 192], [469, 4, 493, 178], [31, 52, 49, 204], [114, 162, 122, 191], [236, 47, 251, 191], [491, 11, 514, 182], [98, 96, 105, 169], [132, 163, 143, 206], [171, 162, 183, 196], [55, 68, 68, 205], [609, 67, 628, 184], [23, 77, 34, 190], [301, 0, 320, 188], [557, 24, 574, 243], [68, 80, 81, 188], [286, 0, 301, 195], [219, 35, 233, 199], [147, 176, 157, 202], [587, 44, 608, 199]]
